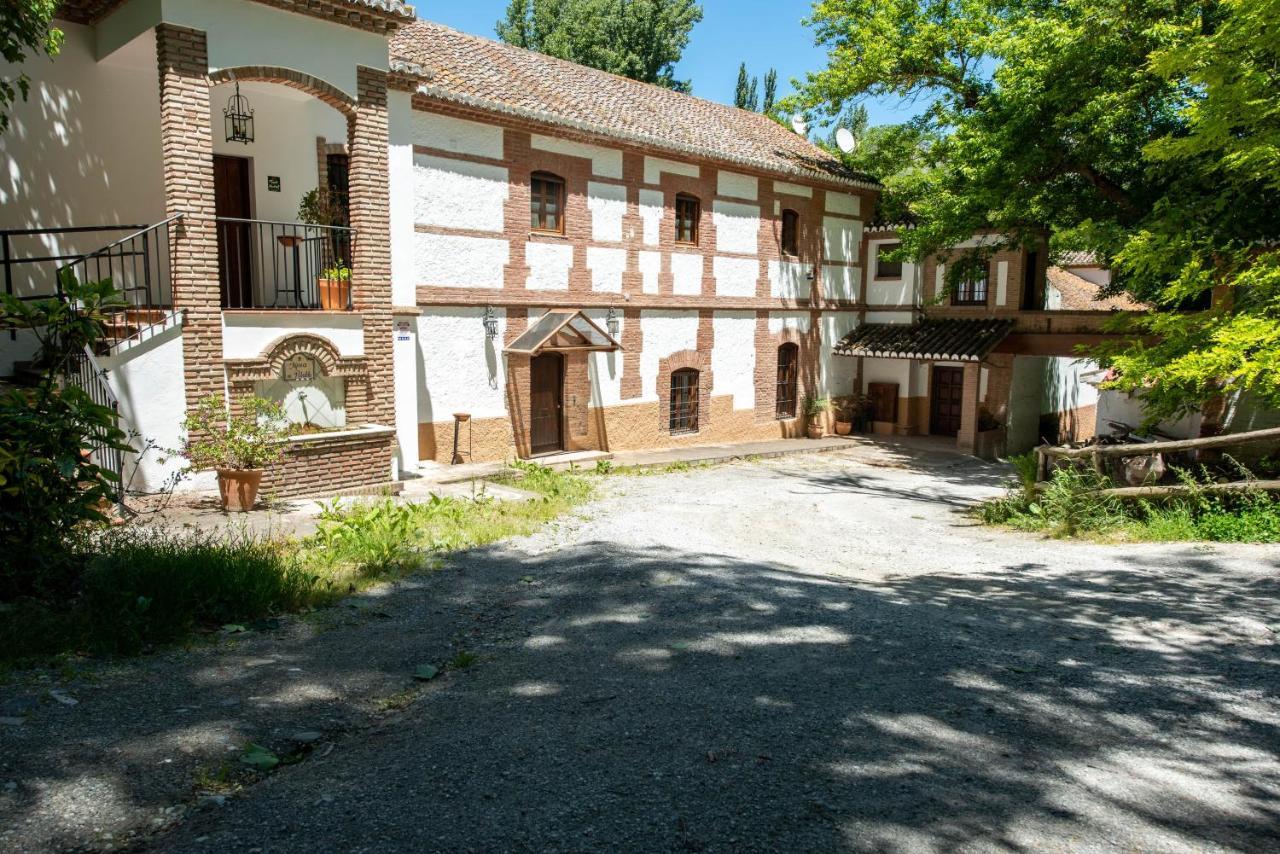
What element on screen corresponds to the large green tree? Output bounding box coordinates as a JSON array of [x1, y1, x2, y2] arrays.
[[792, 0, 1280, 424], [497, 0, 703, 92], [1, 0, 63, 133]]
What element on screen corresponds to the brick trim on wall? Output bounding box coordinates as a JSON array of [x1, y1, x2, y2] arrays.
[[656, 349, 713, 436], [209, 66, 357, 117]]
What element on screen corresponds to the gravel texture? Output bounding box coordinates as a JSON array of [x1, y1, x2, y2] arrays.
[[3, 444, 1279, 853]]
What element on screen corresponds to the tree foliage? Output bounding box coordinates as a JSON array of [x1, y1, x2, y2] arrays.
[[792, 0, 1280, 423], [496, 0, 703, 92], [1, 0, 63, 133], [762, 68, 777, 113]]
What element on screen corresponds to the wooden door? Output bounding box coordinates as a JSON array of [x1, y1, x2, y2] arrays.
[[529, 353, 564, 455], [214, 155, 253, 308], [930, 366, 965, 436]]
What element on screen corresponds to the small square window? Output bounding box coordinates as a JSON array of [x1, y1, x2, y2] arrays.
[[952, 262, 990, 305], [876, 243, 903, 279]]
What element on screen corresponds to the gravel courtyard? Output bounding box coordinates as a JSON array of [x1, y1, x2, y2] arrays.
[[3, 445, 1279, 852]]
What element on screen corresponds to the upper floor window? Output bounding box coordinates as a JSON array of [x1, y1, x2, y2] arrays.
[[670, 368, 700, 434], [530, 172, 566, 234], [875, 243, 903, 279], [781, 209, 800, 256], [952, 261, 990, 306], [775, 343, 799, 419], [675, 194, 700, 245]]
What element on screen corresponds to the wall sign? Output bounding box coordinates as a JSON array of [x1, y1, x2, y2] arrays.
[[267, 176, 281, 192], [395, 320, 411, 342], [282, 353, 319, 381]]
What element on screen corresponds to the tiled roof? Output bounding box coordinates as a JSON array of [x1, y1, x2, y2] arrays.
[[834, 318, 1016, 362], [390, 22, 877, 189], [1057, 250, 1101, 267], [1046, 267, 1144, 311], [56, 0, 415, 26]]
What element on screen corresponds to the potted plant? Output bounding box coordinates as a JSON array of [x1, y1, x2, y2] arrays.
[[805, 396, 831, 439], [833, 396, 855, 436], [179, 395, 290, 512], [318, 260, 351, 310]]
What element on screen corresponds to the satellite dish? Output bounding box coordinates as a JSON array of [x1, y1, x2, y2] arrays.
[[790, 113, 808, 136], [835, 127, 857, 154]]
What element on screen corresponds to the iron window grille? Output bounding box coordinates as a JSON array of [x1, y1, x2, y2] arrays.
[[675, 194, 700, 245], [952, 262, 990, 306], [781, 209, 800, 256], [669, 368, 700, 434], [530, 172, 566, 234], [775, 343, 799, 418]]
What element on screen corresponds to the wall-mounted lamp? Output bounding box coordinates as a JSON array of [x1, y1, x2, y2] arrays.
[[224, 82, 254, 144], [605, 306, 620, 336], [483, 304, 499, 340]]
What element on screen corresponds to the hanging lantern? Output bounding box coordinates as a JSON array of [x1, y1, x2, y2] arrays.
[[606, 306, 619, 336], [483, 305, 499, 340], [224, 82, 254, 144]]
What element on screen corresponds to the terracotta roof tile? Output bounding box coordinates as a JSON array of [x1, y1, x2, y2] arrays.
[[391, 22, 876, 189], [1046, 267, 1144, 311], [834, 318, 1016, 362]]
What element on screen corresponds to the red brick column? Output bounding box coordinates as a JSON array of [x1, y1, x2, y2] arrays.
[[957, 361, 983, 454], [349, 66, 394, 426], [155, 24, 221, 410]]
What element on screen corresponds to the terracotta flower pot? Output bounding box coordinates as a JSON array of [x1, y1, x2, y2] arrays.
[[218, 468, 263, 513], [806, 422, 825, 440], [834, 420, 853, 436], [317, 278, 351, 310]]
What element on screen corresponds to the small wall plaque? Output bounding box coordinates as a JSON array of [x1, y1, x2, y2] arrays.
[[282, 353, 318, 381], [267, 176, 281, 192]]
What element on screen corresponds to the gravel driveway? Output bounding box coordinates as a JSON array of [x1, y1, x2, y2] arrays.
[[4, 445, 1279, 852]]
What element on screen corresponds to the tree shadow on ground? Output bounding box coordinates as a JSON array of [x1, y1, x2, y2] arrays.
[[75, 538, 1279, 853]]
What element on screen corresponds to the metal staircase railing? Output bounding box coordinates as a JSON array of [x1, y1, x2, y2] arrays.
[[65, 345, 125, 503]]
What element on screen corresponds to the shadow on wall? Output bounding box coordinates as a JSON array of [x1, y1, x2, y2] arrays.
[[9, 535, 1279, 851]]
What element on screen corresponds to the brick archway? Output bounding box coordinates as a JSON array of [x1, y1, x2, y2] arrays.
[[208, 66, 357, 118]]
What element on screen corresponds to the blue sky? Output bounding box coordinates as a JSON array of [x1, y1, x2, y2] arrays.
[[422, 1, 919, 127]]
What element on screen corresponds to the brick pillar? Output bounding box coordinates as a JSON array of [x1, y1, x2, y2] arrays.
[[349, 66, 394, 426], [155, 24, 221, 410], [956, 361, 982, 454]]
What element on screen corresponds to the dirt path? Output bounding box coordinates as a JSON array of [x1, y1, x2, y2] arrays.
[[3, 449, 1278, 852]]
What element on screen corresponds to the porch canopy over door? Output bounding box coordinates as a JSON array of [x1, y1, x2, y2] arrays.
[[832, 317, 1015, 362], [504, 310, 623, 356]]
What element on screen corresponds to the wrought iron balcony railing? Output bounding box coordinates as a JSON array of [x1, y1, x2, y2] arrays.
[[216, 217, 354, 310]]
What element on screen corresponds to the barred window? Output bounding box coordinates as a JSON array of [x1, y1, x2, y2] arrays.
[[776, 343, 798, 419], [675, 194, 700, 245], [781, 209, 800, 256], [669, 368, 700, 434], [530, 172, 566, 234], [952, 262, 990, 305]]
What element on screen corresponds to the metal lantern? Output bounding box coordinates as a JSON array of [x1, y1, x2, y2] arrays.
[[224, 82, 254, 144], [483, 305, 499, 340], [606, 306, 619, 336]]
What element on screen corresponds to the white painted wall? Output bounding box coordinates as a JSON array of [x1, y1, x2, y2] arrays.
[[773, 181, 812, 199], [639, 251, 661, 294], [638, 311, 699, 402], [865, 238, 918, 306], [388, 90, 416, 307], [414, 233, 508, 288], [769, 260, 811, 300], [644, 156, 698, 185], [638, 189, 664, 246], [412, 110, 504, 159], [532, 135, 623, 179], [717, 171, 758, 201], [826, 192, 861, 217], [412, 154, 509, 232], [713, 201, 760, 255], [714, 256, 758, 297], [417, 307, 508, 422], [392, 312, 420, 468], [823, 216, 861, 264], [865, 311, 915, 325], [711, 311, 756, 410], [0, 25, 163, 265], [100, 325, 187, 493], [819, 312, 859, 397], [587, 247, 625, 293], [768, 311, 810, 335], [257, 374, 346, 429], [671, 252, 703, 296], [526, 242, 573, 290], [824, 265, 860, 303], [222, 312, 365, 360], [587, 182, 627, 242], [995, 261, 1009, 307], [585, 308, 624, 407], [862, 357, 911, 391]]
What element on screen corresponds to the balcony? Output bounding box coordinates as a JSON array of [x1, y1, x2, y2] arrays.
[[216, 217, 355, 311]]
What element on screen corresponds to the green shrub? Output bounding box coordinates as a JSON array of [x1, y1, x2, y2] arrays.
[[308, 497, 423, 577]]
